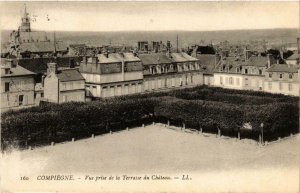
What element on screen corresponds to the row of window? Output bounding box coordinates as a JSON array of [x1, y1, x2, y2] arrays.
[[61, 81, 85, 90], [269, 73, 293, 79], [268, 82, 293, 91], [3, 80, 32, 92], [220, 77, 240, 86], [244, 68, 263, 75]]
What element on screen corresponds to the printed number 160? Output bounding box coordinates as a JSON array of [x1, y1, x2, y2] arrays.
[[20, 176, 29, 180]]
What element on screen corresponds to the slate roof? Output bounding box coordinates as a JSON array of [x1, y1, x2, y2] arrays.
[[97, 53, 122, 63], [286, 52, 299, 60], [266, 64, 299, 73], [115, 53, 141, 62], [19, 41, 68, 53], [196, 54, 217, 75], [243, 56, 272, 67], [170, 52, 198, 62], [1, 59, 35, 77], [138, 53, 173, 65], [56, 69, 85, 82], [16, 56, 82, 74], [214, 56, 243, 74]]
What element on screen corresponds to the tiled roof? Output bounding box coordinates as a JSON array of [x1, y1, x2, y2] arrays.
[[115, 53, 141, 62], [17, 56, 82, 74], [266, 64, 299, 73], [243, 56, 271, 67], [56, 69, 85, 82], [196, 54, 216, 75], [170, 52, 198, 62], [138, 53, 173, 65], [1, 59, 35, 77], [97, 53, 122, 63], [286, 52, 299, 60], [19, 41, 68, 53], [214, 56, 243, 74]]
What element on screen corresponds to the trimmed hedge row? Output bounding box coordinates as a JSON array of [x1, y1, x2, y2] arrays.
[[155, 97, 298, 135], [1, 86, 299, 151]]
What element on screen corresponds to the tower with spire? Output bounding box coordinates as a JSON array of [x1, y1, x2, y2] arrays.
[[19, 4, 31, 32]]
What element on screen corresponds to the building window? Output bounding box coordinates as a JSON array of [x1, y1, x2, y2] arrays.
[[279, 83, 283, 90], [279, 74, 283, 79], [5, 69, 10, 74], [34, 93, 37, 99], [245, 78, 249, 86], [289, 74, 293, 79], [236, 68, 240, 73], [269, 73, 272, 78], [41, 93, 44, 98], [19, 95, 24, 106], [62, 95, 67, 102], [220, 76, 223, 85], [236, 78, 240, 85], [288, 84, 292, 91], [268, 82, 272, 90], [245, 69, 248, 74], [4, 82, 10, 92], [19, 81, 24, 89], [259, 69, 262, 75], [229, 77, 233, 85]]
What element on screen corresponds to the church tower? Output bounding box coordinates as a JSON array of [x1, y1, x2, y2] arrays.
[[19, 5, 31, 32]]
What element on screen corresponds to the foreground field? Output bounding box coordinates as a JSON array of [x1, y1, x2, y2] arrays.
[[2, 125, 299, 192]]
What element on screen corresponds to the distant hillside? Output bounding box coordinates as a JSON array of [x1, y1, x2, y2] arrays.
[[1, 28, 299, 48]]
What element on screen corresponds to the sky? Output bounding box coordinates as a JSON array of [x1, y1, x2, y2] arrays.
[[0, 1, 299, 32]]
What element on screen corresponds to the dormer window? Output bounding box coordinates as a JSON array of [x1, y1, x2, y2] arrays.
[[236, 68, 240, 73], [245, 69, 248, 74], [269, 73, 272, 78], [279, 74, 283, 79], [289, 74, 293, 79], [259, 69, 262, 75]]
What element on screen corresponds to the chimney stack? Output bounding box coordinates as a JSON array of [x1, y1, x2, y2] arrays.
[[91, 56, 98, 64], [297, 37, 300, 54], [47, 62, 58, 74], [267, 54, 272, 68], [104, 50, 109, 58]]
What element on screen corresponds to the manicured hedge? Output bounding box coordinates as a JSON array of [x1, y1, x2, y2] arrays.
[[1, 86, 298, 151]]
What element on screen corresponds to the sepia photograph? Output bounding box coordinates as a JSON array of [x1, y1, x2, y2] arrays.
[[0, 1, 299, 192]]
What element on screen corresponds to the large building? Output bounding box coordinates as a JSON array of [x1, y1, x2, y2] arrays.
[[79, 52, 144, 98], [264, 64, 299, 96], [214, 56, 245, 90], [3, 6, 67, 58], [43, 63, 86, 103], [1, 58, 35, 111], [140, 52, 203, 92]]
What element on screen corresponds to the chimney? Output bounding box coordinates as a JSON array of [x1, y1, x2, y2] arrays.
[[47, 62, 58, 74], [166, 50, 172, 58], [91, 56, 98, 64], [104, 50, 109, 58], [69, 59, 76, 68], [297, 37, 300, 54], [133, 49, 138, 57], [267, 54, 271, 68], [280, 50, 284, 60]]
